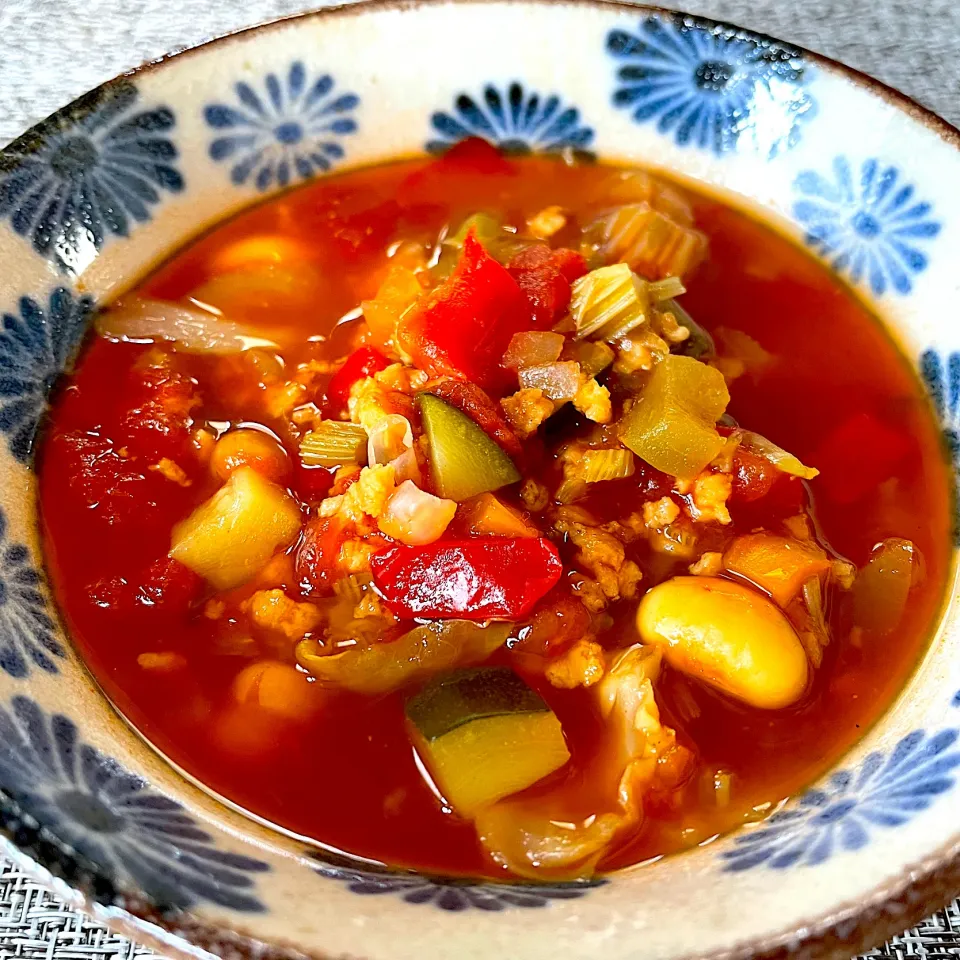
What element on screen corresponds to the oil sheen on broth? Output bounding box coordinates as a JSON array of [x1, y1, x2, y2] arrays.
[[38, 144, 951, 880]]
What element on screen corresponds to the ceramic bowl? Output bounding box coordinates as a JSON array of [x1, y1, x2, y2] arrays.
[[0, 1, 958, 958]]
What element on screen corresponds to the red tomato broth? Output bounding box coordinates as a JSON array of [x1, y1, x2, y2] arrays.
[[37, 153, 952, 878]]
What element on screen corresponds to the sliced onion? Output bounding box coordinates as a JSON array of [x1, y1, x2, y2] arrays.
[[739, 430, 819, 480], [95, 296, 277, 354], [502, 331, 566, 370], [519, 361, 582, 401], [378, 480, 456, 545], [388, 447, 422, 485], [367, 414, 414, 467]]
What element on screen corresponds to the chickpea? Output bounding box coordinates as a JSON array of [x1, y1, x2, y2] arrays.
[[211, 428, 290, 484], [232, 660, 321, 721], [636, 576, 808, 710]]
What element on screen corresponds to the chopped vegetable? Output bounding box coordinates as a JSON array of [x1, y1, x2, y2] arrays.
[[419, 393, 521, 501], [723, 533, 831, 606], [170, 467, 302, 590], [361, 264, 426, 350], [507, 244, 587, 329], [565, 340, 615, 380], [738, 430, 818, 480], [637, 576, 809, 709], [580, 448, 635, 483], [476, 645, 680, 879], [570, 263, 649, 340], [323, 347, 391, 416], [619, 354, 730, 479], [399, 232, 530, 390], [583, 202, 707, 280], [648, 277, 686, 301], [800, 576, 830, 668], [407, 666, 570, 816], [502, 330, 566, 370], [300, 421, 369, 467], [366, 414, 413, 467], [518, 361, 582, 401], [95, 297, 277, 354], [852, 538, 920, 635], [427, 379, 522, 458], [379, 480, 457, 545], [371, 538, 562, 620], [458, 493, 538, 538], [297, 620, 512, 695]]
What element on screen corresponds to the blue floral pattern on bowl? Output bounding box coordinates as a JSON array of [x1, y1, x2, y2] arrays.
[[606, 15, 815, 156], [720, 725, 960, 871], [793, 157, 941, 296], [0, 81, 182, 275], [427, 83, 594, 155], [920, 349, 960, 539], [0, 287, 92, 465], [310, 850, 605, 911], [0, 509, 62, 679], [204, 62, 359, 191], [0, 695, 269, 911]]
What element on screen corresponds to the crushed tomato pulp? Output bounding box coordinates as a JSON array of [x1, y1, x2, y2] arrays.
[[39, 141, 951, 880]]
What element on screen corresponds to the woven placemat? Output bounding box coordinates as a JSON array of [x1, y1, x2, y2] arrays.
[[0, 1, 958, 957]]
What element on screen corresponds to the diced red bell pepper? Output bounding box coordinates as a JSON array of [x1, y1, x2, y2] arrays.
[[398, 232, 531, 392], [428, 379, 522, 458], [323, 346, 391, 416], [370, 537, 562, 620], [508, 245, 588, 329], [813, 412, 911, 505]]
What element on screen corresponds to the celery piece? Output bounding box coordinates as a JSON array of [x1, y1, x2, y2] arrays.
[[581, 448, 635, 483], [406, 666, 570, 816], [419, 393, 521, 501], [648, 277, 686, 302], [570, 263, 650, 341], [591, 202, 707, 281], [618, 355, 730, 479], [300, 421, 368, 467]]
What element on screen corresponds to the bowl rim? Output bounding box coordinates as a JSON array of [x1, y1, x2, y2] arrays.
[[3, 1, 959, 958]]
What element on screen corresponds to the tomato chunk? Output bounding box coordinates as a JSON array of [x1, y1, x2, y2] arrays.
[[120, 361, 199, 463], [323, 346, 391, 417], [295, 517, 348, 595], [399, 233, 530, 391], [90, 557, 203, 614], [370, 537, 562, 620], [53, 431, 162, 526], [508, 245, 588, 329]]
